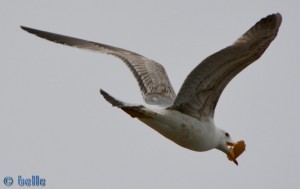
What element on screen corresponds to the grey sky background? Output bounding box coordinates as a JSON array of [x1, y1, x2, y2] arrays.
[[1, 1, 300, 188]]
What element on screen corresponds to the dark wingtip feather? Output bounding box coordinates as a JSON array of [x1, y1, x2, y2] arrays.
[[20, 25, 27, 30], [258, 13, 282, 30], [20, 26, 36, 34]]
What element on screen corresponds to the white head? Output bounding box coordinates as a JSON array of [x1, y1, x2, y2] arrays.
[[215, 128, 239, 165]]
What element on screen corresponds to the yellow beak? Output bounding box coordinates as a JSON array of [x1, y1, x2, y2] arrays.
[[227, 140, 246, 166]]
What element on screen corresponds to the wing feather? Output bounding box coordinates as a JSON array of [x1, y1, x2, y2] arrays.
[[21, 26, 176, 107], [170, 13, 282, 119]]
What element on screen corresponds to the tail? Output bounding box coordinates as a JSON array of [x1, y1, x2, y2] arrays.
[[100, 89, 127, 107], [100, 89, 151, 119]]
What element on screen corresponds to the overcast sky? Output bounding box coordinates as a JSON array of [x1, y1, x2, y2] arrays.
[[1, 1, 300, 188]]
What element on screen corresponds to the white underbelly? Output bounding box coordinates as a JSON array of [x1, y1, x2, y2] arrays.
[[138, 107, 216, 152]]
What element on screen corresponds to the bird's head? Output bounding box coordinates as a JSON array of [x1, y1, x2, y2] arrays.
[[215, 129, 246, 165]]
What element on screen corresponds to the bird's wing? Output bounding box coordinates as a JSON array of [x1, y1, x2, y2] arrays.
[[21, 26, 176, 107], [170, 13, 282, 120]]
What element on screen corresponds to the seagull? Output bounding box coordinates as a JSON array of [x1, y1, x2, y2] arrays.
[[21, 13, 281, 165]]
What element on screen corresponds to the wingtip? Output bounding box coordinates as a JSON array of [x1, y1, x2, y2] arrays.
[[274, 12, 282, 19], [99, 88, 110, 99], [272, 12, 282, 23], [275, 12, 282, 26], [20, 25, 34, 33], [262, 13, 282, 28], [20, 25, 28, 31], [99, 88, 106, 96]]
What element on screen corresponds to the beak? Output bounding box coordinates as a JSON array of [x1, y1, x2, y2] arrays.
[[226, 142, 235, 147], [227, 150, 238, 165], [226, 140, 246, 166], [226, 142, 238, 165]]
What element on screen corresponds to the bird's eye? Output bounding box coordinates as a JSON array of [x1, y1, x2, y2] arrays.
[[225, 132, 230, 137]]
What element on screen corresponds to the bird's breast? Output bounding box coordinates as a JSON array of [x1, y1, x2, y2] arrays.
[[138, 107, 216, 151]]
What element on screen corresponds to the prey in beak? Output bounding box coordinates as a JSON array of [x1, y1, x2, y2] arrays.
[[226, 140, 246, 165]]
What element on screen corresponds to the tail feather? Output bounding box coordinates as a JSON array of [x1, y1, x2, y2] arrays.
[[100, 89, 151, 119], [100, 89, 126, 107]]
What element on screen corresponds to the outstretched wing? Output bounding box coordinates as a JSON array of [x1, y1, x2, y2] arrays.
[[170, 13, 282, 119], [21, 26, 176, 107]]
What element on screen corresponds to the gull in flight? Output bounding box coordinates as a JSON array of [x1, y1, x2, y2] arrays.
[[21, 13, 281, 165]]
